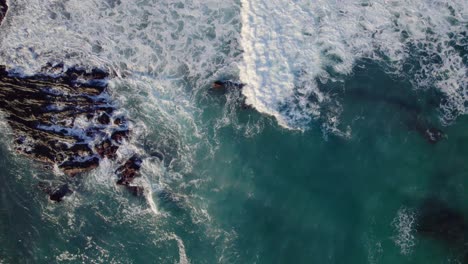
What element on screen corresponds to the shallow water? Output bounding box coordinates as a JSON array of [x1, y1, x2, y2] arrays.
[[0, 0, 468, 263]]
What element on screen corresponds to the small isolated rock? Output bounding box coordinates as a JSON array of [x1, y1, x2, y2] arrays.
[[116, 155, 145, 196]]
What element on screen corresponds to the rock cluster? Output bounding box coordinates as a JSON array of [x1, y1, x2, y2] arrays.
[[0, 1, 144, 201], [116, 155, 144, 196], [38, 182, 73, 202], [0, 65, 142, 200]]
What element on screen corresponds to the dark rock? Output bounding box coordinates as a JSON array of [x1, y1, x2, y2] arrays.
[[111, 130, 129, 144], [91, 68, 109, 79], [38, 182, 73, 202], [41, 62, 65, 75], [114, 117, 123, 126], [31, 144, 57, 164], [410, 117, 445, 144], [116, 155, 144, 196], [68, 143, 92, 157], [423, 127, 444, 144], [95, 139, 118, 159], [0, 0, 7, 25], [15, 136, 25, 145], [97, 112, 111, 124], [212, 80, 245, 90], [49, 184, 73, 202], [116, 155, 142, 186], [0, 66, 123, 176]]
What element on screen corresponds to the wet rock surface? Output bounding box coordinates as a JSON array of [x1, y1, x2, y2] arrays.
[[408, 117, 445, 144], [417, 199, 466, 243], [116, 155, 144, 196], [348, 87, 445, 144], [0, 65, 143, 198]]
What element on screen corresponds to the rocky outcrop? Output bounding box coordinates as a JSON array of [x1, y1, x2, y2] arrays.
[[0, 3, 145, 200], [0, 65, 143, 199], [116, 155, 142, 185], [38, 182, 73, 202], [0, 0, 7, 25]]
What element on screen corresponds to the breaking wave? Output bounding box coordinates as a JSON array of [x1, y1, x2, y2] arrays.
[[0, 0, 466, 262], [240, 0, 467, 130]]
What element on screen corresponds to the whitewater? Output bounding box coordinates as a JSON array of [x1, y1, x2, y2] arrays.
[[240, 0, 467, 130], [0, 0, 466, 130]]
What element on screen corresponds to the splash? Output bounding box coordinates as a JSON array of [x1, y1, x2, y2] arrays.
[[391, 207, 417, 255]]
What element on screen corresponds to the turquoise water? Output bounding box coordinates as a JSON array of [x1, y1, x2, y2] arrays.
[[2, 60, 468, 263], [1, 1, 468, 263]]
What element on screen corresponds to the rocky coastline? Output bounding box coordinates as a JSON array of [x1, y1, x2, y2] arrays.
[[0, 64, 143, 200], [0, 1, 144, 201]]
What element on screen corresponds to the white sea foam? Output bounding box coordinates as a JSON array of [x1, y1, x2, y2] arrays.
[[1, 0, 466, 130], [391, 207, 416, 255], [0, 0, 241, 83], [3, 1, 465, 261], [240, 0, 467, 129]]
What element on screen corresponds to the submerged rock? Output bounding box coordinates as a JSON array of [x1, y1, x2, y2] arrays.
[[38, 182, 73, 202], [347, 87, 445, 144], [97, 112, 111, 124], [212, 80, 245, 90], [116, 155, 143, 195], [409, 117, 445, 144], [49, 184, 73, 202], [417, 198, 468, 260], [417, 199, 466, 244], [422, 127, 445, 144]]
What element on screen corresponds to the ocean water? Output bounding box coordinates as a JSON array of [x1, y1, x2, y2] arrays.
[[0, 0, 467, 263]]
